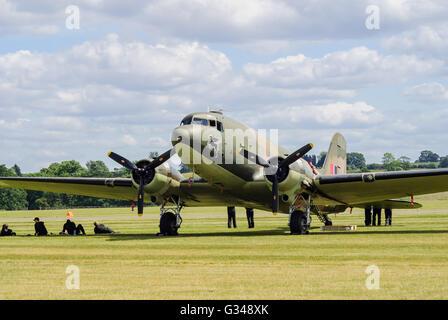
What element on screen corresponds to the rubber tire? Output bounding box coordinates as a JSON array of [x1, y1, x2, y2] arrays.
[[290, 211, 308, 235], [159, 212, 178, 235]]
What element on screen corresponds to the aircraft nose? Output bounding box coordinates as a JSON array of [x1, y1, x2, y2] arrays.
[[171, 126, 188, 147]]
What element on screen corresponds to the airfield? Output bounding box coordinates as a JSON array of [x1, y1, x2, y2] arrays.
[[1, 193, 448, 300]]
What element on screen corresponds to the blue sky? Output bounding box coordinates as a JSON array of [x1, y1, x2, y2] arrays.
[[1, 0, 448, 172]]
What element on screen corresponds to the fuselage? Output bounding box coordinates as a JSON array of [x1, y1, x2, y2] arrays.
[[170, 111, 316, 213]]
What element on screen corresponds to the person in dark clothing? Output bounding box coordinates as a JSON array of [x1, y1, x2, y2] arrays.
[[385, 208, 392, 226], [364, 207, 372, 226], [93, 221, 115, 234], [33, 217, 48, 236], [1, 224, 16, 236], [372, 208, 381, 226], [60, 219, 86, 235], [246, 208, 254, 228], [227, 206, 237, 228]]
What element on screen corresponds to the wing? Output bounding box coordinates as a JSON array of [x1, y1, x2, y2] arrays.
[[314, 169, 448, 206], [0, 176, 242, 209], [0, 177, 137, 201]]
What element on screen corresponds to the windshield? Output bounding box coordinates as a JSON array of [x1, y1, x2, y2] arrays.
[[180, 116, 192, 126], [192, 117, 208, 126]]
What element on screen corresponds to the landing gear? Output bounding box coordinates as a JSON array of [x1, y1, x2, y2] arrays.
[[385, 208, 392, 226], [290, 210, 308, 235], [160, 212, 179, 235], [158, 196, 183, 236], [288, 194, 311, 235]]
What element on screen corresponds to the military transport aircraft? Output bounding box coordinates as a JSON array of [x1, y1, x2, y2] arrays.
[[1, 110, 448, 235]]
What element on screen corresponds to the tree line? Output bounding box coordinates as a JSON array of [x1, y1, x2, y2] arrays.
[[304, 149, 448, 172], [0, 160, 131, 211]]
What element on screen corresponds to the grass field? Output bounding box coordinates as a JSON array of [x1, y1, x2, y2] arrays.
[[1, 197, 448, 300]]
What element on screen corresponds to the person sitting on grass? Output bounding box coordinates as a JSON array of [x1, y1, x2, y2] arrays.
[[1, 224, 16, 236], [33, 217, 48, 236], [60, 219, 86, 235], [93, 221, 115, 234]]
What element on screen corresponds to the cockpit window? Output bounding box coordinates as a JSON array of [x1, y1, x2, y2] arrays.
[[217, 121, 223, 132], [209, 119, 216, 127], [192, 117, 208, 126], [180, 116, 192, 126]]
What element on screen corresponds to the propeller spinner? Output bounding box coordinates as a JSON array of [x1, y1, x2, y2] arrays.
[[108, 150, 173, 215], [239, 143, 313, 215]]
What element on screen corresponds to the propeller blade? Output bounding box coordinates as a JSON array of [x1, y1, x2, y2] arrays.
[[238, 147, 271, 168], [147, 149, 173, 169], [279, 143, 313, 168], [108, 151, 138, 171], [272, 174, 279, 215], [137, 176, 144, 215]]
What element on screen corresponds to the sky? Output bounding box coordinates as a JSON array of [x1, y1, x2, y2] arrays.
[[1, 0, 448, 172]]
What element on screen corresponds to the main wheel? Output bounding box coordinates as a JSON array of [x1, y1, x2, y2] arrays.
[[159, 212, 179, 235], [290, 211, 308, 235]]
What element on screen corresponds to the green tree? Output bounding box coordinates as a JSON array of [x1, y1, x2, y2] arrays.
[[440, 156, 448, 168], [382, 153, 403, 171], [398, 156, 411, 170], [418, 150, 440, 163], [347, 152, 367, 171], [0, 164, 28, 210], [34, 197, 50, 210], [12, 164, 22, 176], [86, 160, 110, 177]]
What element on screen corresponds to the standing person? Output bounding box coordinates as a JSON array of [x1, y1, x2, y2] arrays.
[[93, 221, 115, 234], [246, 208, 254, 228], [33, 217, 48, 236], [1, 224, 16, 236], [385, 208, 392, 226], [227, 207, 237, 228], [372, 208, 381, 226], [364, 207, 372, 226]]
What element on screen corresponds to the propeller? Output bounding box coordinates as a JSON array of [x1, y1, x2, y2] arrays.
[[239, 143, 313, 215], [108, 150, 173, 215]]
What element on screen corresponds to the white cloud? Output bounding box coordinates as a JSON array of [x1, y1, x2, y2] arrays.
[[383, 23, 448, 59], [404, 82, 448, 103], [243, 47, 445, 89]]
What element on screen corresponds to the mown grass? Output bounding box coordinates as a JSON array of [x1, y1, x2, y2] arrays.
[[1, 203, 448, 300]]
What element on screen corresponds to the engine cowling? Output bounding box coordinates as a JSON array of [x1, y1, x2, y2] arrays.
[[131, 159, 182, 200], [264, 157, 306, 195]]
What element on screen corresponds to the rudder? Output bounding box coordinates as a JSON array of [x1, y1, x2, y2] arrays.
[[322, 133, 346, 175]]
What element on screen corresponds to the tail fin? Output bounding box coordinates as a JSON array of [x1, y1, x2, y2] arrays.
[[322, 133, 346, 175]]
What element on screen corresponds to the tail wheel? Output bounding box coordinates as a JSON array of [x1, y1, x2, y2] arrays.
[[160, 212, 178, 235], [290, 211, 308, 235]]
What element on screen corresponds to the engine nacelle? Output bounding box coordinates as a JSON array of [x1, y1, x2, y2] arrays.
[[264, 157, 307, 196], [131, 159, 182, 198]]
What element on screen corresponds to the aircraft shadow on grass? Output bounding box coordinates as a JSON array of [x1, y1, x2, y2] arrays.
[[104, 226, 448, 241]]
